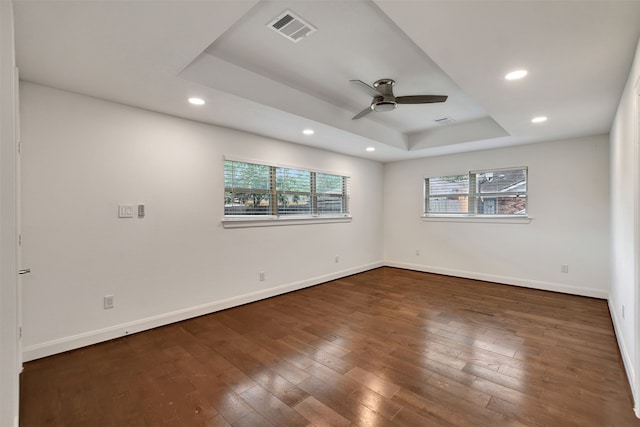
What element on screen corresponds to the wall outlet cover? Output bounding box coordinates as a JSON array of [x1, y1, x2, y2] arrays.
[[103, 295, 114, 309]]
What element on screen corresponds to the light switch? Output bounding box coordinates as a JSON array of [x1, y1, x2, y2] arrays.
[[118, 205, 134, 218], [138, 204, 145, 217]]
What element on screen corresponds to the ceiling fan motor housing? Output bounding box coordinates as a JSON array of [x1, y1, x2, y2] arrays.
[[372, 79, 397, 111]]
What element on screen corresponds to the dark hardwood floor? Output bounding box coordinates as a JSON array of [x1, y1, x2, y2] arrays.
[[20, 267, 639, 426]]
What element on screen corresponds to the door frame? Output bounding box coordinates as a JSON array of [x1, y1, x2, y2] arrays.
[[634, 73, 640, 419], [0, 1, 20, 426]]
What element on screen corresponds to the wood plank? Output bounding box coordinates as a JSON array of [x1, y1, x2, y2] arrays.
[[237, 384, 309, 427], [344, 366, 400, 398], [293, 396, 351, 427], [297, 375, 397, 426]]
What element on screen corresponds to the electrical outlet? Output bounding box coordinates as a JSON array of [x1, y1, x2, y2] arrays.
[[103, 295, 114, 309], [560, 264, 569, 273], [335, 255, 339, 263], [259, 271, 265, 281], [416, 250, 420, 256]]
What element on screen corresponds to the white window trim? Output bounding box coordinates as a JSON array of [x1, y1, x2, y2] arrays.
[[421, 214, 533, 224], [222, 214, 352, 228]]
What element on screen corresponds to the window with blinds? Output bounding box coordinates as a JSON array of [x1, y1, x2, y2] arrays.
[[224, 160, 350, 217], [425, 167, 527, 216]]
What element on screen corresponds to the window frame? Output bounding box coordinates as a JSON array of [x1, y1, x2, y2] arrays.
[[423, 167, 530, 222], [223, 157, 351, 228]]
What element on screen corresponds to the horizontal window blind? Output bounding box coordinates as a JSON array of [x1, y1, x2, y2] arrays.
[[316, 173, 349, 214], [277, 167, 312, 215], [224, 160, 350, 217], [474, 168, 527, 215], [426, 175, 469, 215], [224, 160, 273, 216], [425, 167, 527, 216]]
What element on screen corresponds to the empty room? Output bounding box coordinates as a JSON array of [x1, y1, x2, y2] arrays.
[[2, 0, 640, 426]]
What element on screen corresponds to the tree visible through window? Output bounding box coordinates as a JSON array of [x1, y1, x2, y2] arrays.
[[425, 168, 527, 216], [224, 160, 350, 217]]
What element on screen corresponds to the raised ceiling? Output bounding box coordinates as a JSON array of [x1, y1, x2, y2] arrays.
[[13, 0, 640, 162]]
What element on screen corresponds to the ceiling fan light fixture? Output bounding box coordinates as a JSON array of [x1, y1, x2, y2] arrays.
[[373, 101, 397, 112], [505, 69, 528, 80]]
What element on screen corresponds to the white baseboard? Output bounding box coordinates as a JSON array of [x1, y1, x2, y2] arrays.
[[22, 261, 383, 362], [608, 299, 639, 418], [385, 261, 608, 299]]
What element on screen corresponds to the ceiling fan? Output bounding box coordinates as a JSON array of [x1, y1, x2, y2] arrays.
[[350, 79, 447, 120]]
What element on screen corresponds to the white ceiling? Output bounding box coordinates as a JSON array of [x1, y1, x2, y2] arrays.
[[13, 0, 640, 162]]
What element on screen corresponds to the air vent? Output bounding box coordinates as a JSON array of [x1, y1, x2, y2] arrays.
[[268, 10, 316, 43], [434, 117, 455, 125]]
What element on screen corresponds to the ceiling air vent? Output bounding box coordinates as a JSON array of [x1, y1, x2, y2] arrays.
[[434, 117, 455, 125], [268, 10, 317, 43]]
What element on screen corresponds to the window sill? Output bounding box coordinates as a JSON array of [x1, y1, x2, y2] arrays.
[[222, 215, 352, 228], [422, 215, 533, 224]]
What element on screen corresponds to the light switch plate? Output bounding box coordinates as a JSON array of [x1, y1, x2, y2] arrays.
[[118, 205, 134, 218]]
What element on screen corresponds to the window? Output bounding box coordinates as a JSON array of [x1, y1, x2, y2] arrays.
[[224, 159, 350, 218], [425, 167, 527, 217], [424, 174, 470, 215]]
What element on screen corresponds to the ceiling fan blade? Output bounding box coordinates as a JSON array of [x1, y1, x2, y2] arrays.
[[352, 106, 374, 120], [350, 80, 381, 98], [396, 95, 448, 104]]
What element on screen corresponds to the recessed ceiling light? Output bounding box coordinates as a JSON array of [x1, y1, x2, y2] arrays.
[[531, 116, 547, 123], [505, 70, 528, 80], [302, 129, 314, 135], [366, 147, 375, 152], [188, 97, 205, 105]]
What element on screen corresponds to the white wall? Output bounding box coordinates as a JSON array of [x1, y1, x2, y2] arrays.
[[610, 36, 640, 415], [384, 135, 610, 298], [19, 82, 384, 361], [0, 1, 20, 426]]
